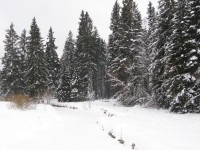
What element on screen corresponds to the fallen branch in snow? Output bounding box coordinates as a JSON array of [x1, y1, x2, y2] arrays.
[[108, 130, 116, 139], [118, 138, 125, 144], [51, 104, 78, 110], [101, 108, 116, 117], [131, 143, 135, 149], [97, 111, 137, 149]]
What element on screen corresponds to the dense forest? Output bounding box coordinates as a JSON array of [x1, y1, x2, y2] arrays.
[[0, 0, 200, 113]]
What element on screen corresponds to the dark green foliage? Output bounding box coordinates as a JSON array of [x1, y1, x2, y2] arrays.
[[18, 29, 28, 95], [26, 18, 48, 100], [147, 3, 160, 108], [183, 0, 200, 74], [107, 0, 148, 105], [107, 0, 121, 97], [142, 28, 151, 95], [19, 29, 28, 75], [57, 31, 79, 102], [1, 24, 25, 97], [168, 0, 200, 113], [108, 0, 121, 66], [57, 69, 71, 102], [60, 31, 75, 73], [147, 1, 157, 61], [149, 0, 200, 113], [74, 11, 108, 101], [151, 0, 175, 108], [164, 0, 188, 111], [92, 28, 107, 99], [75, 11, 96, 101], [45, 27, 60, 96]]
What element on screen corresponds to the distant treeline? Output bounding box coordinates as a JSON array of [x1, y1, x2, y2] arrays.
[[1, 0, 200, 113]]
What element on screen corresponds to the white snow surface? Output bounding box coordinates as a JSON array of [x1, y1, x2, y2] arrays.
[[0, 101, 127, 150], [198, 28, 200, 34], [190, 56, 198, 61], [1, 100, 200, 150]]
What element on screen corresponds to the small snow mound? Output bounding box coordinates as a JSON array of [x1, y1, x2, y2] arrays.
[[0, 102, 10, 110], [36, 104, 55, 113]]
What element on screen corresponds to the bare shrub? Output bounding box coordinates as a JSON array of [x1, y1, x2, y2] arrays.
[[8, 94, 30, 110]]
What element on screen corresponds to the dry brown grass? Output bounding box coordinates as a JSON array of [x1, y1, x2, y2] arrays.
[[8, 94, 30, 110]]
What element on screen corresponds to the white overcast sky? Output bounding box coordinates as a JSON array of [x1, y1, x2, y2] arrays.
[[0, 0, 158, 60]]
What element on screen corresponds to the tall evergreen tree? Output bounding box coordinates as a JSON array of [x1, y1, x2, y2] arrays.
[[60, 31, 75, 72], [183, 0, 200, 75], [151, 0, 175, 108], [75, 11, 95, 101], [1, 24, 24, 97], [107, 0, 121, 97], [147, 1, 157, 61], [18, 29, 28, 94], [162, 0, 188, 112], [57, 69, 71, 102], [168, 0, 200, 113], [57, 31, 78, 102], [19, 29, 28, 69], [147, 1, 159, 105], [26, 18, 48, 100], [116, 0, 134, 86], [108, 0, 121, 67], [92, 27, 107, 99], [142, 28, 151, 96], [113, 0, 148, 105], [147, 1, 156, 31], [45, 27, 60, 96]]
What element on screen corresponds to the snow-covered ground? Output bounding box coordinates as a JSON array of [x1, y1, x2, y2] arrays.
[[0, 101, 127, 150], [1, 100, 200, 150], [52, 100, 200, 150]]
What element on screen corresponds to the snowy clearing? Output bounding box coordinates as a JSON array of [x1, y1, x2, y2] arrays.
[[0, 101, 127, 150], [1, 100, 200, 150], [52, 100, 200, 150]]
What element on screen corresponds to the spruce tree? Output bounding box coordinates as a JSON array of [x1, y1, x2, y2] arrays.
[[57, 69, 71, 102], [45, 27, 60, 96], [114, 0, 147, 106], [142, 28, 151, 96], [19, 29, 28, 70], [1, 24, 24, 97], [117, 0, 134, 85], [151, 0, 175, 108], [147, 1, 157, 62], [183, 0, 200, 75], [60, 31, 75, 73], [147, 1, 155, 31], [162, 0, 187, 112], [75, 11, 107, 101], [92, 27, 107, 99], [107, 0, 121, 97], [18, 29, 28, 94], [26, 18, 48, 100], [57, 31, 78, 102], [75, 11, 95, 101], [147, 1, 159, 105], [168, 0, 200, 113], [108, 0, 121, 68]]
